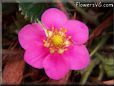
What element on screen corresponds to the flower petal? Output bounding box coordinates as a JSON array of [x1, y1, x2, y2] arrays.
[[63, 45, 90, 70], [18, 23, 46, 50], [43, 53, 69, 80], [24, 45, 49, 69], [63, 20, 89, 44], [41, 8, 68, 29]]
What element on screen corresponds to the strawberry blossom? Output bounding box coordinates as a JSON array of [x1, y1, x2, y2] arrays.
[[18, 8, 90, 80]]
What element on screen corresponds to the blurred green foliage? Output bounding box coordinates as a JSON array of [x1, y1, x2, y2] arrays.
[[19, 3, 47, 22]]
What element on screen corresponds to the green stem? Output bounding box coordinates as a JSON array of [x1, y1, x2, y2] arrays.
[[80, 60, 96, 85], [98, 65, 104, 81], [95, 53, 105, 80], [95, 53, 105, 63], [36, 19, 46, 30], [36, 19, 48, 36], [90, 36, 108, 57]]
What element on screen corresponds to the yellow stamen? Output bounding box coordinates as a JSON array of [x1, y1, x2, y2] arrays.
[[58, 48, 64, 54], [50, 48, 55, 53], [64, 40, 71, 47], [43, 27, 72, 54]]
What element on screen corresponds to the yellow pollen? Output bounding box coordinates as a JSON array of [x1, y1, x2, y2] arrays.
[[51, 35, 63, 46], [43, 27, 72, 54]]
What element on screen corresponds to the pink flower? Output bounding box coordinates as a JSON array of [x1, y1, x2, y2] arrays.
[[18, 8, 90, 80]]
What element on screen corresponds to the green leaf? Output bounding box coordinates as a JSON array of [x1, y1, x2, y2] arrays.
[[19, 3, 47, 22], [104, 58, 114, 77], [95, 53, 114, 78]]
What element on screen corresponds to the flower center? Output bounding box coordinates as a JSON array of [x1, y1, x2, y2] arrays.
[[52, 35, 63, 46], [43, 27, 72, 54]]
